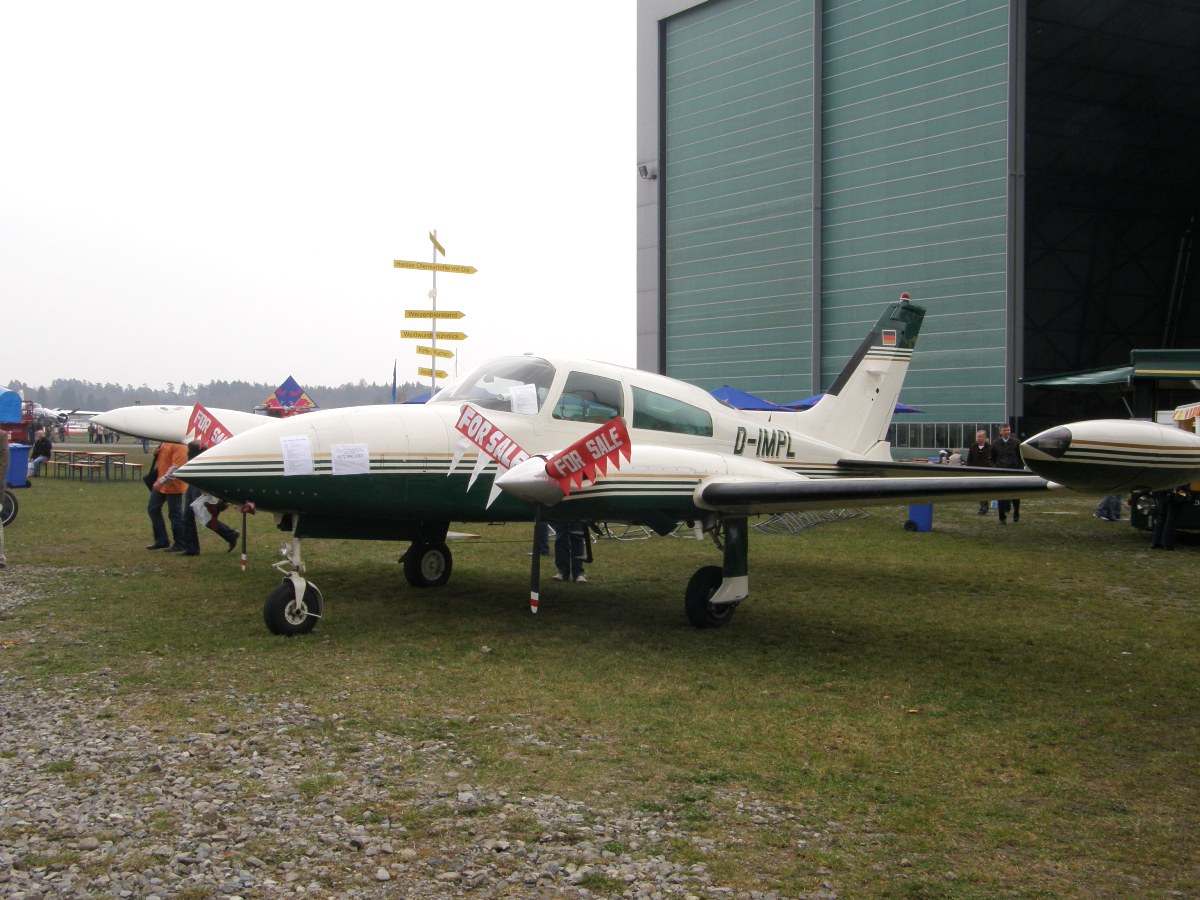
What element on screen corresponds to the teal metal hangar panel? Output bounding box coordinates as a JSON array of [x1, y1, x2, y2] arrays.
[[821, 0, 1011, 424], [662, 0, 816, 401]]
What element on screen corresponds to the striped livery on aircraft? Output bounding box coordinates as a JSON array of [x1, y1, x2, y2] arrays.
[[1020, 419, 1200, 493]]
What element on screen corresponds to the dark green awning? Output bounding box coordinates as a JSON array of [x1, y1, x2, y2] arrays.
[[1130, 349, 1200, 380], [1020, 365, 1133, 390]]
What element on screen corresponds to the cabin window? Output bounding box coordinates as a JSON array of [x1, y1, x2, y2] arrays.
[[430, 357, 555, 414], [631, 386, 713, 436], [553, 372, 623, 423]]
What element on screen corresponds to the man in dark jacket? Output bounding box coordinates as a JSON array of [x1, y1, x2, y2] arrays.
[[28, 429, 53, 477], [966, 429, 992, 515], [992, 424, 1023, 524]]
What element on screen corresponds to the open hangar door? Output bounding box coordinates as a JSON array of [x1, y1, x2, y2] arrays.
[[1020, 0, 1200, 429]]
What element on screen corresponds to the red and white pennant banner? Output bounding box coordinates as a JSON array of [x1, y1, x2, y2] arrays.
[[544, 417, 631, 495], [186, 403, 233, 449], [453, 405, 531, 469]]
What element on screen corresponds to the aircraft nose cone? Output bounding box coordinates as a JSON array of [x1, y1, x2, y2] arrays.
[[494, 456, 564, 506], [1021, 426, 1071, 461]]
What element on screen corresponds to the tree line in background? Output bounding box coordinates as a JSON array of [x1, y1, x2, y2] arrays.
[[4, 377, 431, 412]]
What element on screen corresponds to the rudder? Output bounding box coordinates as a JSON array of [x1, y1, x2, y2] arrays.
[[798, 295, 926, 458]]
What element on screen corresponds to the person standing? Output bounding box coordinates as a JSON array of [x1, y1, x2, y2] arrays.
[[1150, 486, 1189, 551], [992, 423, 1023, 524], [146, 442, 188, 551], [180, 443, 239, 555], [965, 429, 993, 515], [0, 429, 8, 569], [552, 521, 591, 583]]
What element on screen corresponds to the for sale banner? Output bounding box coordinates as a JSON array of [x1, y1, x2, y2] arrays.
[[545, 417, 631, 495], [186, 404, 233, 449]]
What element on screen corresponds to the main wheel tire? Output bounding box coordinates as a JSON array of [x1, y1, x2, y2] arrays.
[[1, 489, 17, 527], [685, 565, 737, 629], [263, 579, 323, 636], [403, 541, 453, 588]]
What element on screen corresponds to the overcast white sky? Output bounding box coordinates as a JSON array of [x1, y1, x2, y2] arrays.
[[1, 2, 637, 393]]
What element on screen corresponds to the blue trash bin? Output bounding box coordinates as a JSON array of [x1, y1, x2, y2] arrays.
[[905, 503, 933, 532], [6, 443, 30, 487]]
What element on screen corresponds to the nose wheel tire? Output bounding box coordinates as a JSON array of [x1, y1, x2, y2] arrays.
[[264, 579, 323, 636], [684, 565, 737, 629], [403, 541, 453, 588]]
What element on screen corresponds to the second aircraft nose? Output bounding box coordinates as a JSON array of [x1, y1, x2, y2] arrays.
[[1021, 426, 1072, 461]]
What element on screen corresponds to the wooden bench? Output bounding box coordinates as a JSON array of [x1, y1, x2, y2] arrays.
[[70, 462, 104, 481], [111, 461, 143, 481]]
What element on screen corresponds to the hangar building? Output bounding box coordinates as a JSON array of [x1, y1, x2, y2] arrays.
[[636, 0, 1200, 454]]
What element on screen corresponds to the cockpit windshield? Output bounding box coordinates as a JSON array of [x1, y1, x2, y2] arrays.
[[428, 357, 556, 414]]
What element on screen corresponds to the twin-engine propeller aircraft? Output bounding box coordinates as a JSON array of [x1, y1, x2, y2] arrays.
[[118, 294, 1057, 635]]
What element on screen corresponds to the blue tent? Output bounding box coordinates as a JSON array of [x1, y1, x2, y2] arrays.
[[0, 389, 21, 423], [785, 392, 922, 413], [709, 385, 788, 411]]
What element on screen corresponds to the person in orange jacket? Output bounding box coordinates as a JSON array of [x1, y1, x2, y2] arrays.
[[146, 442, 189, 551]]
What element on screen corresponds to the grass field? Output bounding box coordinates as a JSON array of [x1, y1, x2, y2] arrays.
[[2, 439, 1198, 897]]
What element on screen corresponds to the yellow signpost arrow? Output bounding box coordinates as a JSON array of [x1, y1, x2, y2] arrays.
[[394, 260, 477, 275], [416, 345, 455, 359], [418, 367, 449, 379], [401, 330, 468, 340], [405, 309, 466, 320]]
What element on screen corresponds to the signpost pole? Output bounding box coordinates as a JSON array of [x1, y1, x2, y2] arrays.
[[394, 237, 473, 395], [430, 230, 439, 394]]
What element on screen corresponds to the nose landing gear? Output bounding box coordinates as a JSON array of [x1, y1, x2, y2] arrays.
[[263, 533, 323, 636]]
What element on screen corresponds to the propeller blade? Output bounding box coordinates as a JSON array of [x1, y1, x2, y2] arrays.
[[530, 507, 542, 614]]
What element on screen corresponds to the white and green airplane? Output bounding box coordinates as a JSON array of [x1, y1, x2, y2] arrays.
[[99, 296, 1054, 635]]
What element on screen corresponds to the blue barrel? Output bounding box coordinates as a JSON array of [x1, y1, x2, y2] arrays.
[[6, 444, 30, 487], [905, 503, 933, 532]]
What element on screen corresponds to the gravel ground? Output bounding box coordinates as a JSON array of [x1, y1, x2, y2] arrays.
[[0, 567, 829, 899]]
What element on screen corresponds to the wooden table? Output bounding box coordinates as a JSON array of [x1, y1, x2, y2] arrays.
[[51, 448, 90, 478], [86, 451, 127, 481]]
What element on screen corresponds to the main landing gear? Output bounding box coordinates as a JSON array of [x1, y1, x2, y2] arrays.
[[401, 540, 453, 588], [684, 516, 749, 629]]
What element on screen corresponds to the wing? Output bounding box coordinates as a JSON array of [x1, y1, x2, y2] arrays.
[[696, 473, 1055, 516]]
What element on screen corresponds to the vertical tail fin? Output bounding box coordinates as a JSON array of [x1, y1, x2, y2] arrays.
[[799, 296, 925, 458]]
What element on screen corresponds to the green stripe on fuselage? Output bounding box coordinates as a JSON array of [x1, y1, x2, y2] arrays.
[[182, 462, 704, 527]]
